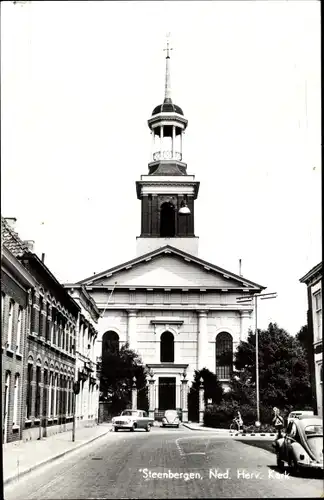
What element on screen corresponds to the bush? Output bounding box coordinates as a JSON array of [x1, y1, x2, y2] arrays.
[[203, 401, 279, 429]]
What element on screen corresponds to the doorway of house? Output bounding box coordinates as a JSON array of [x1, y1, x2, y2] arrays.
[[159, 377, 176, 410]]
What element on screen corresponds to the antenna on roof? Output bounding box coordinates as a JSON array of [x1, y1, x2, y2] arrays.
[[239, 259, 242, 276], [100, 281, 118, 318]]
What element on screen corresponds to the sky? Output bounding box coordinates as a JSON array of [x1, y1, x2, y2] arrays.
[[1, 0, 321, 335]]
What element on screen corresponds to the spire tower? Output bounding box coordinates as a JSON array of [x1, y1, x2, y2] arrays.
[[135, 36, 200, 257], [164, 33, 172, 103]]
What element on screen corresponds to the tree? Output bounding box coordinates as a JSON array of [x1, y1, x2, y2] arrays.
[[97, 343, 148, 414], [231, 322, 312, 416], [188, 368, 223, 422]]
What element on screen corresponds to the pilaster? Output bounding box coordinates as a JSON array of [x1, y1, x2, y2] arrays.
[[197, 310, 208, 370]]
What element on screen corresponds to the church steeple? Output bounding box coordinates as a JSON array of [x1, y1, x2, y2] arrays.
[[135, 35, 200, 257], [164, 33, 172, 103]]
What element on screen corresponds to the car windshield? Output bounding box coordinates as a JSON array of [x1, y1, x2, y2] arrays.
[[305, 425, 323, 437], [121, 410, 139, 416], [165, 410, 178, 417]]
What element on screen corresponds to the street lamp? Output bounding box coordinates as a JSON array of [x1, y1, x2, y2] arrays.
[[237, 291, 277, 426]]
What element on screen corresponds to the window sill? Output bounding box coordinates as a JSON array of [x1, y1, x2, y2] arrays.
[[6, 348, 15, 357], [16, 352, 23, 360], [12, 425, 20, 431]]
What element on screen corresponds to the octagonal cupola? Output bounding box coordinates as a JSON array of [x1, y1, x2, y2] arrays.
[[147, 35, 188, 176]]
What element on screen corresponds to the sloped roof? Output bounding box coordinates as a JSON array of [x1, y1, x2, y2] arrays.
[[1, 216, 30, 257], [300, 262, 322, 284], [76, 245, 265, 291]]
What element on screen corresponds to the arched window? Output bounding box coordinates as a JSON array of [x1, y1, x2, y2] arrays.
[[160, 202, 175, 237], [160, 331, 174, 363], [215, 332, 233, 380], [102, 331, 119, 357]]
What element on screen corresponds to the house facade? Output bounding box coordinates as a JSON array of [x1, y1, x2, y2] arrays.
[[1, 216, 101, 442], [300, 262, 322, 417], [1, 243, 36, 443], [64, 285, 100, 428]]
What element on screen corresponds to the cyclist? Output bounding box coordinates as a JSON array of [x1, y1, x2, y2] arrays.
[[232, 411, 243, 431]]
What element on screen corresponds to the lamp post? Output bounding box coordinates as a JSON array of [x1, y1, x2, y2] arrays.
[[237, 291, 277, 426]]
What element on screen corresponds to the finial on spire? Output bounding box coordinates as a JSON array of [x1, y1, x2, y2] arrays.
[[163, 32, 173, 103]]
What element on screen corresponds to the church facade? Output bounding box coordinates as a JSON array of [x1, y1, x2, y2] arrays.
[[72, 40, 265, 421]]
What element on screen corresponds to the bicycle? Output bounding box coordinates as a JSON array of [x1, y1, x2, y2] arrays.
[[229, 419, 241, 432]]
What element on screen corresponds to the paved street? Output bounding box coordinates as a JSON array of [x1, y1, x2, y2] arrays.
[[4, 426, 323, 499]]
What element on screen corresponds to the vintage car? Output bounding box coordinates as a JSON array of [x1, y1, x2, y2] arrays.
[[161, 409, 180, 428], [112, 410, 154, 432], [275, 416, 323, 475], [287, 410, 314, 424]]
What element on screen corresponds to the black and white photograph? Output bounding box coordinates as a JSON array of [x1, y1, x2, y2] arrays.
[[1, 1, 322, 499]]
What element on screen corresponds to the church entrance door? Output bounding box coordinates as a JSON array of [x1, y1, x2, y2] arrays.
[[158, 377, 176, 410]]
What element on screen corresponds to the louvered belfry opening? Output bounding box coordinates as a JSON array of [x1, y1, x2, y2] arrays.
[[160, 202, 175, 237]]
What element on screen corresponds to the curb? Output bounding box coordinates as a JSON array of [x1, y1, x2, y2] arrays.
[[182, 424, 276, 437], [4, 429, 111, 487]]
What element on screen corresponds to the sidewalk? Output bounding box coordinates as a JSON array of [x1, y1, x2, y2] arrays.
[[182, 422, 276, 438], [3, 422, 112, 486]]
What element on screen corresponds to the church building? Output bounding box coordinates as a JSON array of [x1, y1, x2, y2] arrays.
[[71, 40, 265, 422]]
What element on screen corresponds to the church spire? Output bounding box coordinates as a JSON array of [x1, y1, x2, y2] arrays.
[[163, 33, 173, 103]]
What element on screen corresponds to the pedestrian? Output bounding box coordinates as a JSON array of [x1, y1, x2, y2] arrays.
[[272, 407, 284, 439]]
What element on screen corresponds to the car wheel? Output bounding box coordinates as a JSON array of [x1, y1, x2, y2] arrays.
[[276, 452, 284, 471], [176, 424, 179, 428], [130, 424, 136, 432], [114, 427, 119, 432], [146, 424, 151, 432], [162, 424, 165, 428]]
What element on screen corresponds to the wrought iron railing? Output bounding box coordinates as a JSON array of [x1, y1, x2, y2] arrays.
[[153, 151, 182, 161]]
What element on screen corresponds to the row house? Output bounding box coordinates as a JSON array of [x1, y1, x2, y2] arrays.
[[300, 262, 322, 417], [2, 244, 36, 443], [1, 216, 100, 443], [64, 285, 100, 428], [20, 250, 80, 440]]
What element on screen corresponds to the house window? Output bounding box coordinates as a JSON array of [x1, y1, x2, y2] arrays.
[[1, 292, 5, 328], [16, 307, 23, 352], [38, 296, 43, 336], [102, 331, 119, 356], [4, 372, 11, 439], [216, 332, 233, 380], [13, 374, 20, 426], [314, 290, 322, 340], [35, 366, 41, 418], [43, 370, 48, 417], [7, 300, 14, 348], [26, 363, 33, 418], [160, 331, 174, 362]]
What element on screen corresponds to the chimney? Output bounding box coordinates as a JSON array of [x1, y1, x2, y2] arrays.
[[5, 217, 17, 229], [24, 240, 35, 252], [239, 258, 242, 276], [41, 253, 45, 263]]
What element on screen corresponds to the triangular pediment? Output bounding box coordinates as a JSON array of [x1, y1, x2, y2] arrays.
[[76, 245, 264, 291]]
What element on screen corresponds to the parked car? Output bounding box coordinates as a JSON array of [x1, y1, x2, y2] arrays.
[[287, 410, 314, 424], [275, 416, 323, 475], [161, 410, 180, 428], [112, 410, 154, 432]]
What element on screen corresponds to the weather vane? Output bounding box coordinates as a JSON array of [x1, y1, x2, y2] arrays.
[[163, 32, 173, 59]]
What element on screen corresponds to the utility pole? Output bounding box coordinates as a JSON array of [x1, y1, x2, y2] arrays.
[[237, 291, 277, 425]]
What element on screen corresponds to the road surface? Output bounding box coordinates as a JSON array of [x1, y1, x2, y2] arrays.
[[4, 426, 323, 499]]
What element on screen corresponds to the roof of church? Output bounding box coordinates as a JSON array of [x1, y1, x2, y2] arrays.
[[75, 245, 265, 291], [300, 262, 322, 284], [152, 99, 184, 116], [148, 162, 187, 176]]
